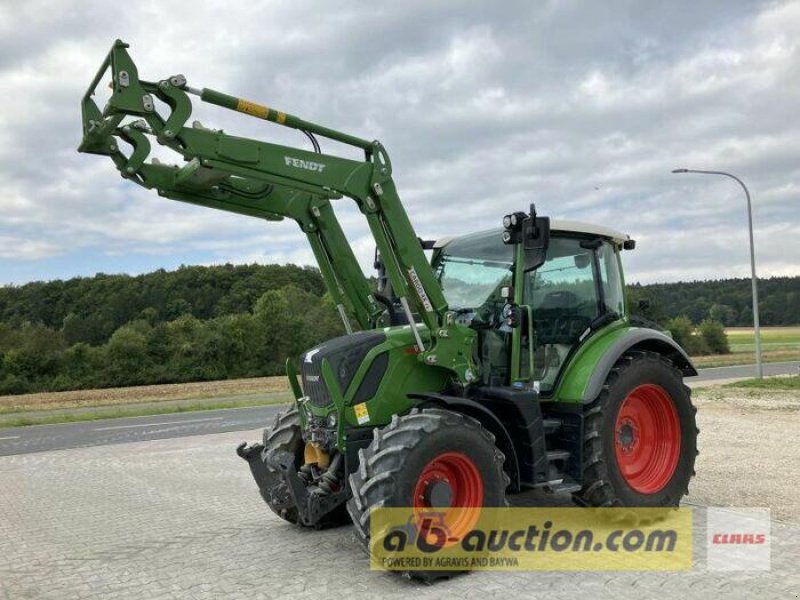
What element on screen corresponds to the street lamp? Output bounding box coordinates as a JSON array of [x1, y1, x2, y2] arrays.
[[671, 168, 763, 379]]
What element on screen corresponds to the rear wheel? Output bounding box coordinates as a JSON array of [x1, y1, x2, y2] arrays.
[[574, 351, 698, 511], [347, 408, 508, 581]]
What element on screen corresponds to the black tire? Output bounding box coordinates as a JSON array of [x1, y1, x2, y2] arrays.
[[347, 408, 508, 581], [260, 406, 350, 528], [574, 351, 698, 512]]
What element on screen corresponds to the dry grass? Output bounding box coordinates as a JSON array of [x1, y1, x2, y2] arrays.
[[690, 348, 799, 368], [0, 376, 289, 414], [725, 326, 800, 335]]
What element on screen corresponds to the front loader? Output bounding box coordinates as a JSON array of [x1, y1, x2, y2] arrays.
[[80, 41, 699, 578]]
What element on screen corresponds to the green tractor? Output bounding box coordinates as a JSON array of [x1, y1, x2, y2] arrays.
[[80, 41, 698, 570]]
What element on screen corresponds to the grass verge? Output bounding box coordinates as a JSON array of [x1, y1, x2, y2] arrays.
[[0, 394, 292, 428], [728, 375, 800, 390]]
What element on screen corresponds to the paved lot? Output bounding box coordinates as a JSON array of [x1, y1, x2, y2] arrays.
[[1, 413, 798, 599]]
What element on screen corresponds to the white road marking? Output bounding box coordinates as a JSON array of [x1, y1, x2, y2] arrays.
[[93, 417, 224, 431], [0, 435, 20, 441]]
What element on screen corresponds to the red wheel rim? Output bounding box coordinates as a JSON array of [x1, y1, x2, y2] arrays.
[[413, 452, 483, 539], [614, 384, 681, 494]]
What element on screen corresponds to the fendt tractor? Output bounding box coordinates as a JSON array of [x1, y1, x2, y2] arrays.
[[80, 41, 698, 577]]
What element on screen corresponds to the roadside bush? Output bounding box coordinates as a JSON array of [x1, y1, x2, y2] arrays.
[[665, 315, 710, 355], [698, 319, 730, 354]]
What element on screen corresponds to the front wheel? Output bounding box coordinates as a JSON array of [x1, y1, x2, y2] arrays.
[[574, 351, 698, 509], [259, 406, 350, 528], [347, 408, 508, 580]]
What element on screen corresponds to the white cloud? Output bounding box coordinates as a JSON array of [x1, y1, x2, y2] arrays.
[[0, 236, 61, 260], [0, 0, 798, 285]]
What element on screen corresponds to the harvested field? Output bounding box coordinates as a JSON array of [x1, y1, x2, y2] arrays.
[[0, 376, 289, 414]]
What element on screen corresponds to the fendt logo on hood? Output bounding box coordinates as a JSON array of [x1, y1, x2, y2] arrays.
[[284, 156, 327, 173]]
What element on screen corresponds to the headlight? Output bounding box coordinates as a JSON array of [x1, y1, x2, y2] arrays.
[[502, 214, 512, 228], [326, 413, 338, 428], [502, 230, 512, 244]]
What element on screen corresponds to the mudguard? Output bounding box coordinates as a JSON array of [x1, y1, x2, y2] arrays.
[[585, 328, 697, 403]]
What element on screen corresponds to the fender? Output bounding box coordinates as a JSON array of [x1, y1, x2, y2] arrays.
[[555, 326, 698, 404], [409, 393, 523, 492]]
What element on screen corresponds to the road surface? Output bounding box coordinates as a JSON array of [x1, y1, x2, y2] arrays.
[[691, 360, 799, 383], [0, 361, 797, 457], [0, 405, 285, 457]]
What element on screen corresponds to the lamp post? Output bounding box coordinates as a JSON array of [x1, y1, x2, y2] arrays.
[[671, 168, 763, 379]]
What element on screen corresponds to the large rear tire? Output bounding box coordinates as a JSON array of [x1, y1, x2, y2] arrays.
[[347, 408, 508, 581], [574, 351, 698, 510]]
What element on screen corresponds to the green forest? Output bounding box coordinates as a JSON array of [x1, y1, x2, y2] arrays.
[[0, 265, 346, 395], [627, 277, 800, 327], [0, 264, 797, 395]]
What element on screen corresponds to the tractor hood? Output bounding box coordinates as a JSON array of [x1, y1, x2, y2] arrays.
[[300, 330, 388, 408]]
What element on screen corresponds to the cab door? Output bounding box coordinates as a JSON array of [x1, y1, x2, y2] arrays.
[[522, 235, 624, 394]]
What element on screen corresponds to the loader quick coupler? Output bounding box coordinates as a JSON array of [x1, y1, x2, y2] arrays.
[[236, 442, 346, 528]]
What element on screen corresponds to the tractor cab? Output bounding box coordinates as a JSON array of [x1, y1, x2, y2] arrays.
[[432, 220, 632, 394]]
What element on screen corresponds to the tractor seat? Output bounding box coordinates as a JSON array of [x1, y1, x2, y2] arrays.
[[534, 291, 591, 345]]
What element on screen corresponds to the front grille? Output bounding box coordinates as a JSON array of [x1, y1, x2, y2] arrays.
[[300, 331, 387, 408], [301, 360, 333, 408]]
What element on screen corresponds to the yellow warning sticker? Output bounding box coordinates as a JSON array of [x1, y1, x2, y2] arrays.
[[236, 99, 269, 119], [354, 402, 370, 425]]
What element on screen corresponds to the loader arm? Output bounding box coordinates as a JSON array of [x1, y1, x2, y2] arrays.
[[79, 40, 478, 384]]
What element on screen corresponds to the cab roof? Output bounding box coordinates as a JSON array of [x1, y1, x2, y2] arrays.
[[433, 219, 631, 248]]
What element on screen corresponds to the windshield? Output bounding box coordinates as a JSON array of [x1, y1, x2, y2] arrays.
[[432, 231, 514, 310]]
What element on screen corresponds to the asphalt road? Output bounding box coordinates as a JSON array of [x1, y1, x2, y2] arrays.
[[691, 359, 799, 383], [1, 360, 797, 457], [0, 404, 286, 457]]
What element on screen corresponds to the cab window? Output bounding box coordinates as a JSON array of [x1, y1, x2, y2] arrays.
[[524, 236, 599, 393], [598, 241, 625, 316]]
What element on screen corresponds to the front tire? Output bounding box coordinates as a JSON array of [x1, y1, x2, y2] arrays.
[[347, 408, 508, 580], [260, 406, 350, 528], [574, 351, 698, 509]]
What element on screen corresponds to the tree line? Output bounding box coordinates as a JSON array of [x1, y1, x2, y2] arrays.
[[0, 264, 796, 395], [627, 276, 800, 327], [0, 265, 345, 395]]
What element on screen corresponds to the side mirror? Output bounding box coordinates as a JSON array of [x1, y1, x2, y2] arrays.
[[501, 203, 550, 272], [522, 204, 550, 272]]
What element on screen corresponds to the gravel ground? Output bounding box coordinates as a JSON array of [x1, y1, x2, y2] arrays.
[[690, 385, 800, 522]]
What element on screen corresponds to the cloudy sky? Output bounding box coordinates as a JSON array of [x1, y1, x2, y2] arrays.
[[1, 0, 798, 286]]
